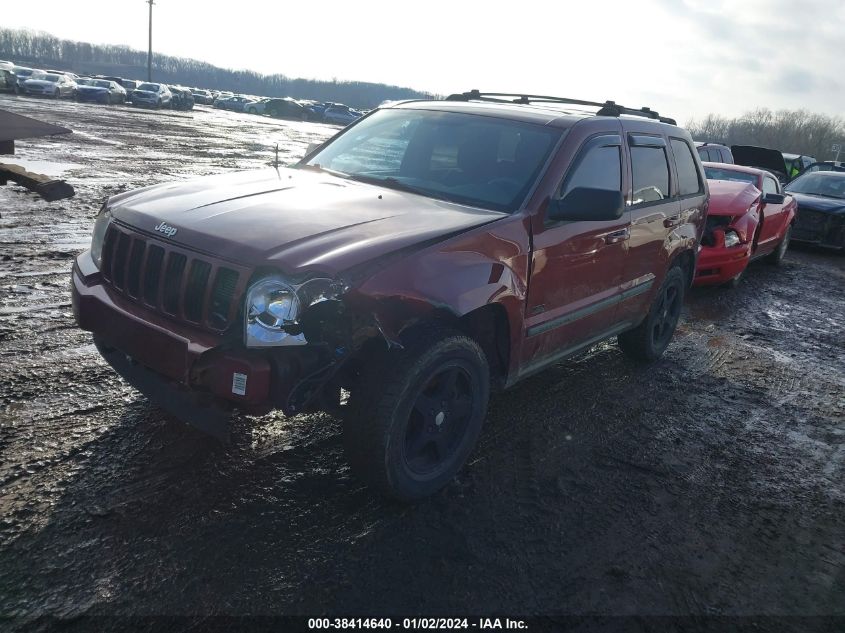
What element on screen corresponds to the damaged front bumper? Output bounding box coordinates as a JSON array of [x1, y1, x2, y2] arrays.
[[72, 251, 351, 437], [694, 240, 752, 286]]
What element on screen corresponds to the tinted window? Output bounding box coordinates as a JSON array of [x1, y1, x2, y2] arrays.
[[631, 146, 670, 204], [762, 176, 779, 195], [697, 147, 708, 161], [671, 138, 702, 196], [558, 140, 621, 198]]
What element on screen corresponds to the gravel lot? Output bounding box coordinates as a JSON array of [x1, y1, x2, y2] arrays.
[[0, 94, 843, 631]]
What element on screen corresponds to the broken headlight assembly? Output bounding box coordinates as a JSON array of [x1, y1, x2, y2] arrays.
[[244, 275, 346, 348], [723, 229, 741, 248], [90, 203, 112, 269], [244, 276, 306, 347]]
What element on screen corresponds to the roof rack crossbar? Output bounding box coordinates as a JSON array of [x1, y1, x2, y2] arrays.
[[445, 90, 677, 125]]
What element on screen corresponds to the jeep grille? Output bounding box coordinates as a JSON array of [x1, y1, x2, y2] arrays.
[[100, 223, 248, 332]]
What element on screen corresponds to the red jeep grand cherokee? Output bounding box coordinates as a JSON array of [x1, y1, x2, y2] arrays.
[[72, 91, 708, 500]]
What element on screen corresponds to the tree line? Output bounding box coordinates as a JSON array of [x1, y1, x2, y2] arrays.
[[687, 109, 844, 161], [0, 28, 435, 108]]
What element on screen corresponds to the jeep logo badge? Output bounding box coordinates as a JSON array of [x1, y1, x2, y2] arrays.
[[154, 221, 178, 238]]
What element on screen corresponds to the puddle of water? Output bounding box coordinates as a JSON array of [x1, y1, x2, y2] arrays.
[[1, 158, 82, 178]]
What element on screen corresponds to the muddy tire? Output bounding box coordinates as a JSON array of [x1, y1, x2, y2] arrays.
[[618, 266, 685, 362], [766, 224, 791, 266], [344, 325, 489, 502]]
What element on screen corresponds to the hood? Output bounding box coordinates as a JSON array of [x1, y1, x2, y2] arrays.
[[731, 145, 788, 178], [133, 90, 157, 96], [79, 86, 108, 92], [706, 180, 760, 217], [24, 80, 56, 87], [786, 192, 845, 215], [109, 167, 504, 275]]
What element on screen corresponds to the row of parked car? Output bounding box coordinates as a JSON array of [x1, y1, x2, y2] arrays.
[[692, 141, 845, 286], [0, 61, 198, 111], [1, 59, 367, 125]]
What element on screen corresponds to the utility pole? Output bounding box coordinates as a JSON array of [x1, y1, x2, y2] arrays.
[[146, 0, 155, 82]]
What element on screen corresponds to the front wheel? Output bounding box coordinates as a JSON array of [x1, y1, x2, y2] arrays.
[[344, 326, 490, 501], [766, 224, 791, 266], [618, 266, 685, 362]]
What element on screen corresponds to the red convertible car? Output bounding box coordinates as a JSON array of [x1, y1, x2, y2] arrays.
[[696, 163, 797, 287]]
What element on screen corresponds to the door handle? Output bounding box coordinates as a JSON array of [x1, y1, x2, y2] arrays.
[[604, 228, 629, 244], [663, 215, 683, 228]]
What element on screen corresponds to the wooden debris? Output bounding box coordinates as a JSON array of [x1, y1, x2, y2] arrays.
[[0, 162, 75, 202]]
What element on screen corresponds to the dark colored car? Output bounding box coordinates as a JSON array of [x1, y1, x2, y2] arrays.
[[697, 163, 796, 287], [322, 104, 364, 126], [0, 69, 18, 94], [264, 98, 307, 120], [784, 171, 845, 250], [76, 79, 127, 104], [72, 91, 707, 500], [170, 86, 195, 111], [731, 145, 789, 183], [695, 142, 734, 164]]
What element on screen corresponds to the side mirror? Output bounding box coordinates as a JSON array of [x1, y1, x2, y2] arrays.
[[547, 187, 625, 223], [761, 192, 785, 205], [306, 142, 321, 156]]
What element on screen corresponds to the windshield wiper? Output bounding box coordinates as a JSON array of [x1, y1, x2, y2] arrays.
[[298, 163, 351, 179], [346, 174, 429, 197]]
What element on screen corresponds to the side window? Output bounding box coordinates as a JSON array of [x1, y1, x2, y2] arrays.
[[762, 175, 779, 195], [697, 147, 708, 162], [630, 140, 670, 205], [557, 135, 622, 199], [670, 138, 703, 197]]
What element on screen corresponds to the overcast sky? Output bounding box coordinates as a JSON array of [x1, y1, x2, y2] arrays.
[[2, 0, 843, 123]]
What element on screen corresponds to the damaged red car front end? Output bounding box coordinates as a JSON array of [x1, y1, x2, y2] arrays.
[[695, 163, 796, 287], [695, 180, 760, 286]]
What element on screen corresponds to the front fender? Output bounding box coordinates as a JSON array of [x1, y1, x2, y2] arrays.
[[346, 214, 532, 378]]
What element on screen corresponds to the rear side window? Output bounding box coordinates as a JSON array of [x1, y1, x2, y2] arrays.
[[671, 138, 703, 196], [631, 146, 670, 204], [558, 136, 622, 198]]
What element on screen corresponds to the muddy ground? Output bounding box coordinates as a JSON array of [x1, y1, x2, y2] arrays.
[[0, 94, 843, 631]]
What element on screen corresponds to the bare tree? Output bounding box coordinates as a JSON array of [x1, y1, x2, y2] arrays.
[[687, 108, 845, 160]]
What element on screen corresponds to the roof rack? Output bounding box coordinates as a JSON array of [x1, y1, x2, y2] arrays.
[[445, 90, 677, 125]]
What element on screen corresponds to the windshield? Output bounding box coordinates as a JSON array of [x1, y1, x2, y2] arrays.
[[38, 74, 60, 82], [704, 167, 758, 185], [137, 83, 159, 91], [785, 173, 845, 199], [14, 68, 33, 76], [92, 80, 111, 88], [301, 109, 561, 212]]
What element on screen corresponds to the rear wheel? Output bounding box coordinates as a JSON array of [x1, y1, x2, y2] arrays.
[[618, 266, 685, 362], [344, 325, 489, 501], [766, 224, 792, 266]]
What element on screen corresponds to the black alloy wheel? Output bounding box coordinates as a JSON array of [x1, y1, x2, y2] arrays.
[[403, 363, 477, 477], [651, 278, 683, 350]]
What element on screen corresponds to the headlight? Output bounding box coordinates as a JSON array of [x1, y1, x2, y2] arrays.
[[723, 230, 741, 248], [244, 276, 306, 347], [90, 203, 112, 268]]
